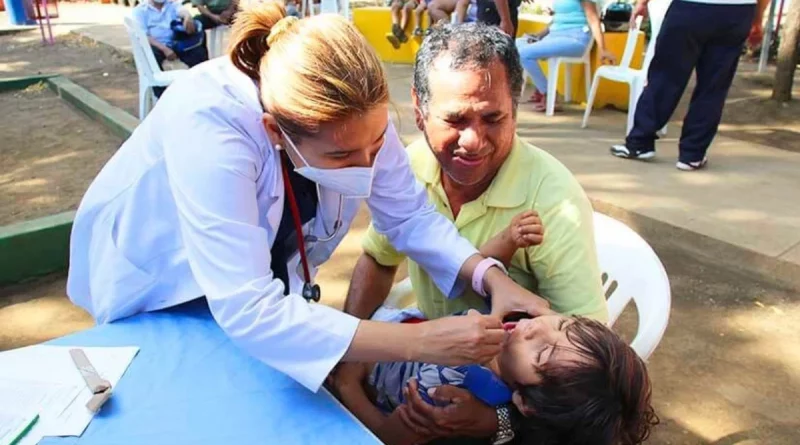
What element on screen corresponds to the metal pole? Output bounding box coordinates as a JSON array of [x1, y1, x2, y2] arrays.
[[758, 0, 778, 72]]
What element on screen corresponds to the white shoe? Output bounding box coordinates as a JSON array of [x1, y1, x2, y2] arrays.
[[676, 157, 708, 171]]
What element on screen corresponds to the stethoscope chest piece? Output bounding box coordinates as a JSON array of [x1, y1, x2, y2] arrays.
[[302, 282, 321, 302]]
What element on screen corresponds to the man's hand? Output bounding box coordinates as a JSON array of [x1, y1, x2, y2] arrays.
[[599, 49, 618, 65], [747, 22, 764, 49], [219, 9, 234, 24], [184, 16, 197, 34], [163, 47, 178, 61], [484, 268, 552, 318], [499, 19, 515, 37], [630, 0, 648, 25], [414, 310, 506, 366], [397, 380, 498, 438]]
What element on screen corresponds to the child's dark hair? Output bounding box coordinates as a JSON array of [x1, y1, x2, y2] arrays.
[[515, 317, 659, 445]]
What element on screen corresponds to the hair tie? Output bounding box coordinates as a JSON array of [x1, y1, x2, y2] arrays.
[[267, 16, 299, 47]]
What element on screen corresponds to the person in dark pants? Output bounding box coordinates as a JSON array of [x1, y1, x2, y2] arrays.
[[610, 0, 769, 171], [192, 0, 238, 30], [475, 0, 521, 37]]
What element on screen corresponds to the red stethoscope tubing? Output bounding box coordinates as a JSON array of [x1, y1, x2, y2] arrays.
[[280, 154, 313, 286]]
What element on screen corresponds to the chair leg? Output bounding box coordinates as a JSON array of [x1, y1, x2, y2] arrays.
[[582, 73, 600, 129], [583, 61, 592, 104], [546, 59, 559, 117], [627, 79, 639, 136], [564, 63, 572, 103], [139, 83, 148, 120]]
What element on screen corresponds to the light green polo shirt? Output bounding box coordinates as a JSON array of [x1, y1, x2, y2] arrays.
[[362, 136, 608, 322]]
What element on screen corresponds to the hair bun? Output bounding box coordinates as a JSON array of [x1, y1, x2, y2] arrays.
[[267, 16, 299, 47]]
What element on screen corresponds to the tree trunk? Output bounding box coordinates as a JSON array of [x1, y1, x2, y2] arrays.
[[772, 0, 800, 102]]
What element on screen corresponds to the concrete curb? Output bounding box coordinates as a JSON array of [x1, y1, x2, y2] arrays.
[[0, 75, 137, 286], [0, 212, 75, 286], [592, 200, 800, 293], [47, 75, 139, 139], [0, 74, 57, 92]]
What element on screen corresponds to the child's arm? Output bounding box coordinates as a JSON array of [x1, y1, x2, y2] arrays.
[[331, 363, 388, 434], [332, 364, 432, 445], [480, 210, 544, 267]]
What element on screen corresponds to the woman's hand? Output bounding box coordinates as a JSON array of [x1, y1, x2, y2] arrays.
[[414, 310, 505, 365], [600, 49, 618, 65], [485, 268, 552, 318], [630, 0, 648, 24], [397, 380, 497, 438]]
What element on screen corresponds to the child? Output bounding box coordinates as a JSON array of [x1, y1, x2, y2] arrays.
[[329, 212, 658, 445], [386, 0, 417, 49], [411, 0, 429, 37]]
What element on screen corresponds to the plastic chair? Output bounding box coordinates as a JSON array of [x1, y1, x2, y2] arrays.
[[123, 16, 186, 119], [520, 39, 595, 117], [582, 2, 670, 136], [582, 17, 643, 135], [385, 212, 671, 361], [208, 25, 230, 59]]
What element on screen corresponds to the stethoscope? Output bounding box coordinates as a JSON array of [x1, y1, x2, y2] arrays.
[[280, 153, 343, 302]]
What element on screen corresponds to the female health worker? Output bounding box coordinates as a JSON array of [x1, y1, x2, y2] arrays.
[[66, 2, 550, 391]]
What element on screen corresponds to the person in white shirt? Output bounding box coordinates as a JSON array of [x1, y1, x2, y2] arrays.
[[610, 0, 770, 170], [67, 2, 551, 393]]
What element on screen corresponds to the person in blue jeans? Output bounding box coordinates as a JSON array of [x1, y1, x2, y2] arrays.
[[610, 0, 769, 171], [515, 0, 616, 112]]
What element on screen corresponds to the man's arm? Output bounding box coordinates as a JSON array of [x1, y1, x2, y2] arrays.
[[494, 0, 514, 36], [196, 4, 222, 22], [344, 253, 399, 319]]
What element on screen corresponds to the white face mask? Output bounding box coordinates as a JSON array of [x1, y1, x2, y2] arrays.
[[152, 0, 166, 4], [279, 129, 379, 199]]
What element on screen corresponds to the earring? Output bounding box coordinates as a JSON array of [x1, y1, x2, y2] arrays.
[[275, 144, 283, 151]]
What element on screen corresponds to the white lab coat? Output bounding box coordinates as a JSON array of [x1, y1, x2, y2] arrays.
[[67, 58, 478, 391]]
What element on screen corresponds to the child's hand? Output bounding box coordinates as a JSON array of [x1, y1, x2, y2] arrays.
[[507, 210, 544, 248]]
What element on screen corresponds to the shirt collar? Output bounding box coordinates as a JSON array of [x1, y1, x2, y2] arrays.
[[416, 135, 532, 209]]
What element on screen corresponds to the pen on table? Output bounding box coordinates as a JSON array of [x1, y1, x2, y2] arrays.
[[8, 413, 39, 445]]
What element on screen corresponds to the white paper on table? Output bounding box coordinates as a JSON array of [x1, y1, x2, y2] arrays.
[[0, 346, 139, 443], [0, 408, 39, 445]]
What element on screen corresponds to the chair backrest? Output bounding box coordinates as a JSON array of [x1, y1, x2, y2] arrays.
[[593, 212, 671, 361], [642, 0, 672, 74], [123, 16, 162, 84], [384, 212, 671, 361], [319, 0, 349, 17], [618, 16, 643, 69]]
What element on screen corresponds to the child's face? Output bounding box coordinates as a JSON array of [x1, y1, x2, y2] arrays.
[[498, 315, 589, 386]]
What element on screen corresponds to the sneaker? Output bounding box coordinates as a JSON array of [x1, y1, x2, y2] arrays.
[[386, 33, 401, 49], [610, 144, 656, 160], [676, 157, 708, 171], [393, 24, 409, 43], [413, 27, 423, 37]]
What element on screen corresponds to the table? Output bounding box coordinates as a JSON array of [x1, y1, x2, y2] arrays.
[[41, 299, 381, 445]]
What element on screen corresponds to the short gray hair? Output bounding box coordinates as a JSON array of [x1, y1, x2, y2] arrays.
[[412, 22, 524, 116]]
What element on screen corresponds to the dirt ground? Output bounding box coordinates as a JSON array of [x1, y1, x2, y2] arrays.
[[0, 85, 123, 225], [0, 31, 140, 117], [2, 204, 799, 444]]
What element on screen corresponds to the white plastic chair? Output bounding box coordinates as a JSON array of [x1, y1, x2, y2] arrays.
[[520, 39, 594, 117], [592, 212, 671, 361], [582, 17, 643, 135], [208, 25, 230, 59], [582, 2, 670, 136], [123, 16, 186, 119], [385, 212, 671, 361]]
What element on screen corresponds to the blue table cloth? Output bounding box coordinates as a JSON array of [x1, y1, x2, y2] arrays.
[[42, 299, 381, 445]]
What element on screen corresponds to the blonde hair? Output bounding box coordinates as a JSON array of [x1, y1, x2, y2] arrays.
[[228, 2, 389, 140]]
